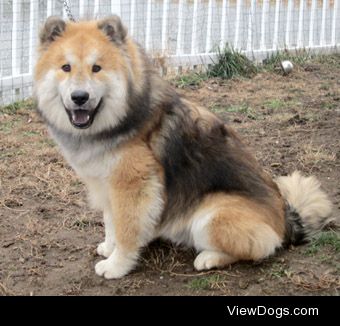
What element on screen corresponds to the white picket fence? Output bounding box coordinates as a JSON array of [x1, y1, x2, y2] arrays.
[[1, 0, 340, 105]]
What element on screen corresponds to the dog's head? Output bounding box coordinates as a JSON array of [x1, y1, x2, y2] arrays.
[[35, 16, 133, 134]]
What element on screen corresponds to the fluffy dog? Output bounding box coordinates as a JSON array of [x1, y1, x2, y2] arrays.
[[34, 16, 333, 279]]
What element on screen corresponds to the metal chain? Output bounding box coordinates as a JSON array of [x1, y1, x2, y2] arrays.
[[58, 0, 76, 22]]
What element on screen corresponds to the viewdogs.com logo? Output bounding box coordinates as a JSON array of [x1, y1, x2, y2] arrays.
[[227, 306, 319, 318]]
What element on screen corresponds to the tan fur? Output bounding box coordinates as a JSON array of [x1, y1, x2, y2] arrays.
[[203, 193, 284, 261], [109, 140, 165, 252], [35, 21, 130, 83]]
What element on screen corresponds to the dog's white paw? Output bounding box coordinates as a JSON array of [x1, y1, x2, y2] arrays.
[[95, 258, 129, 279], [97, 242, 115, 258], [194, 250, 236, 271]]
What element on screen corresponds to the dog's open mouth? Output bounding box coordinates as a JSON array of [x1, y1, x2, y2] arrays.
[[65, 99, 102, 129], [71, 110, 91, 128]]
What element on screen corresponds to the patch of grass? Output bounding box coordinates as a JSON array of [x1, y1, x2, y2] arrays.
[[264, 99, 286, 110], [209, 105, 229, 114], [172, 72, 207, 88], [305, 231, 340, 256], [208, 45, 257, 79], [298, 144, 336, 167], [228, 104, 257, 120], [0, 98, 35, 115], [22, 130, 40, 137], [0, 149, 25, 160], [71, 218, 93, 230], [313, 53, 340, 68], [210, 103, 257, 119], [0, 120, 19, 134], [187, 275, 222, 291], [320, 101, 337, 110], [263, 98, 302, 111], [269, 263, 289, 279], [319, 83, 331, 91], [262, 49, 312, 71], [225, 104, 251, 114], [40, 138, 56, 147]]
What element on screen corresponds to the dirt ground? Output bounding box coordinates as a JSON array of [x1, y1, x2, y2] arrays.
[[1, 55, 339, 296]]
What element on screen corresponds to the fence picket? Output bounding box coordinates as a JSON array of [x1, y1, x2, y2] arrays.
[[94, 0, 99, 18], [234, 0, 242, 49], [191, 0, 198, 54], [176, 0, 184, 55], [29, 0, 38, 75], [79, 0, 85, 18], [309, 0, 317, 47], [332, 0, 338, 46], [321, 0, 328, 46], [145, 0, 152, 51], [273, 0, 280, 49], [111, 0, 121, 16], [206, 0, 214, 53], [161, 0, 169, 53], [247, 0, 256, 52], [12, 0, 19, 76], [0, 0, 3, 77], [285, 0, 293, 47], [260, 0, 269, 51], [47, 0, 52, 17], [297, 0, 304, 48], [130, 0, 136, 37], [220, 0, 227, 49]]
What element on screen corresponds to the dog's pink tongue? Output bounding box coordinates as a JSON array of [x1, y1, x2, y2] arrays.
[[72, 110, 90, 125]]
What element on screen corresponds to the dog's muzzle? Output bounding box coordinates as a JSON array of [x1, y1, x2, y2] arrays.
[[64, 99, 103, 129]]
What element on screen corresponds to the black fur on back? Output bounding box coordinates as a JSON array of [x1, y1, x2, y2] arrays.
[[157, 99, 278, 222]]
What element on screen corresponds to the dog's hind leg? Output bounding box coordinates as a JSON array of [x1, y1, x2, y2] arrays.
[[190, 193, 285, 271], [95, 141, 165, 279]]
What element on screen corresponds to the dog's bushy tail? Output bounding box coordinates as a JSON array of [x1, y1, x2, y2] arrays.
[[276, 171, 333, 246]]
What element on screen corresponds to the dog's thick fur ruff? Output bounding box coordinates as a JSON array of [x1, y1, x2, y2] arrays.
[[34, 16, 333, 279]]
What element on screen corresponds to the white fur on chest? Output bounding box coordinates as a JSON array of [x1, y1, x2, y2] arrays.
[[68, 146, 118, 179], [53, 135, 121, 211], [72, 148, 120, 211], [84, 177, 112, 211]]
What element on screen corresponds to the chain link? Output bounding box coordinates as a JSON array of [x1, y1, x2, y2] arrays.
[[58, 0, 76, 22]]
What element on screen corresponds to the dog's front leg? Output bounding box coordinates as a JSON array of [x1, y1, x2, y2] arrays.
[[97, 210, 116, 258], [95, 142, 165, 279]]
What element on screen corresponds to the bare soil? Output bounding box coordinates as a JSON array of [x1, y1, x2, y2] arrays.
[[0, 56, 339, 296]]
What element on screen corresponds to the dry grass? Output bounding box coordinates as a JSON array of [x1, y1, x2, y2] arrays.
[[0, 282, 15, 296], [288, 271, 340, 292], [141, 242, 192, 274], [297, 143, 337, 173]]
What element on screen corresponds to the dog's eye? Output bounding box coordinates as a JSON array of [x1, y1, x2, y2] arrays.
[[92, 65, 102, 73], [61, 64, 71, 72]]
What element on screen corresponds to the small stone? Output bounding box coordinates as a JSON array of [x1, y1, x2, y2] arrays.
[[115, 287, 123, 295], [238, 280, 249, 289], [271, 162, 282, 167]]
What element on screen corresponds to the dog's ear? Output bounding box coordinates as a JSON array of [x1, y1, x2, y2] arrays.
[[98, 15, 127, 45], [40, 16, 66, 45]]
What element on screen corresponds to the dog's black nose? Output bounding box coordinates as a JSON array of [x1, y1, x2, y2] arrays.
[[71, 90, 89, 106]]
